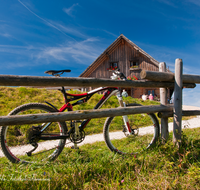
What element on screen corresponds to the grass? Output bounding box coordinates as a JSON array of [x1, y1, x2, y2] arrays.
[[1, 87, 199, 189], [0, 86, 192, 136], [0, 127, 200, 189], [0, 86, 160, 136]]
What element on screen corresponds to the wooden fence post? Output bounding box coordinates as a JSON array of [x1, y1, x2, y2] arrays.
[[159, 62, 169, 142], [173, 58, 183, 146]]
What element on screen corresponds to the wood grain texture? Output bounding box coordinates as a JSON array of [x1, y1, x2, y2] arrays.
[[0, 105, 173, 126], [159, 62, 169, 141], [173, 58, 183, 145], [140, 70, 200, 84], [0, 75, 196, 88]]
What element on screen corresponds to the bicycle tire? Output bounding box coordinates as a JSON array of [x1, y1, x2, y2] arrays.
[[103, 103, 160, 155], [0, 103, 67, 163]]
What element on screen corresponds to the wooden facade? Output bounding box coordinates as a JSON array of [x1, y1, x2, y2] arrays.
[[80, 34, 162, 99]]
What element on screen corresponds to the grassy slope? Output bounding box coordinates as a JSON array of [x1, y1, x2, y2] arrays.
[[0, 86, 160, 135], [0, 87, 200, 189]]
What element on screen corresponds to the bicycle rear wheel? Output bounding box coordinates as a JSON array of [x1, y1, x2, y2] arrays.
[[0, 103, 67, 163], [103, 103, 160, 155]]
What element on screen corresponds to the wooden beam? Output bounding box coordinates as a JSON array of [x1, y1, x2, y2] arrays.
[[140, 70, 200, 84], [140, 70, 174, 81], [0, 105, 173, 126], [173, 58, 183, 146], [0, 75, 196, 88], [159, 62, 169, 141], [158, 110, 200, 118]]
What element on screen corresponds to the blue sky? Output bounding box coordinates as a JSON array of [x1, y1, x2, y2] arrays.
[[1, 0, 200, 106]]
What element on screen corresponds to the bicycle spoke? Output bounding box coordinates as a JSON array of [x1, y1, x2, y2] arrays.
[[103, 104, 159, 155], [0, 103, 67, 163]]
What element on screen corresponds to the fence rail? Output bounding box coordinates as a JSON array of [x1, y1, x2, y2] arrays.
[[0, 105, 173, 126], [0, 75, 196, 88], [140, 70, 200, 84], [158, 110, 200, 118]]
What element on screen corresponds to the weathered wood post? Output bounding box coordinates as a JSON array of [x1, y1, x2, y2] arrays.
[[173, 58, 183, 146], [159, 62, 169, 142]]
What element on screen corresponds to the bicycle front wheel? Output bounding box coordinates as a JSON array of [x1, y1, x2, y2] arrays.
[[0, 103, 67, 163], [103, 103, 160, 155]]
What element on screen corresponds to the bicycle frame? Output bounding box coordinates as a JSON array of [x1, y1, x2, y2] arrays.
[[1, 70, 160, 163], [39, 86, 123, 140]]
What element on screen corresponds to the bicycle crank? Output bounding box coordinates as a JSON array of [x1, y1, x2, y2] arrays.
[[69, 129, 85, 144]]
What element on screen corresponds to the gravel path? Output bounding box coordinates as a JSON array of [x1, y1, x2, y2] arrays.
[[1, 105, 200, 158], [67, 115, 200, 148]]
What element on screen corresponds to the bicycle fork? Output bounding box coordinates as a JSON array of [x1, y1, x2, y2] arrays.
[[116, 94, 132, 135]]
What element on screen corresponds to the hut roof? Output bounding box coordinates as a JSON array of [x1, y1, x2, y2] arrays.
[[80, 34, 159, 77]]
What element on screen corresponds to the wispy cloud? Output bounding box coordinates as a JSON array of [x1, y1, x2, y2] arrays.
[[0, 44, 41, 62], [186, 0, 200, 7], [3, 62, 34, 69], [38, 38, 101, 64], [156, 0, 177, 7], [63, 3, 79, 17], [103, 30, 118, 38], [50, 22, 86, 39], [0, 33, 12, 38], [18, 0, 76, 41], [0, 38, 101, 65]]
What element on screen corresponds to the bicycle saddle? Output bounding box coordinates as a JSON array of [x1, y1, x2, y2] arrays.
[[44, 69, 71, 76]]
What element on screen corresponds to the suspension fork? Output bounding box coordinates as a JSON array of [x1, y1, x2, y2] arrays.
[[116, 93, 132, 133]]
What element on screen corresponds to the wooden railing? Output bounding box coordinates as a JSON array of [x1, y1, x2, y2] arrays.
[[0, 105, 173, 126], [0, 58, 199, 146], [0, 74, 195, 88], [141, 59, 200, 146]]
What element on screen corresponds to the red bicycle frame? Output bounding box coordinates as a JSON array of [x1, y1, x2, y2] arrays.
[[40, 86, 119, 140]]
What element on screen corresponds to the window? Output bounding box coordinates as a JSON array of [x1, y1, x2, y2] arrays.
[[130, 60, 139, 68], [147, 90, 155, 96], [107, 62, 118, 71], [111, 62, 118, 68]]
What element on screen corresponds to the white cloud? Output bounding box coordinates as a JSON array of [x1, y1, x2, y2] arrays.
[[156, 0, 177, 7], [0, 45, 37, 56], [50, 22, 86, 39], [63, 3, 79, 17], [3, 62, 32, 69], [18, 0, 73, 39], [0, 33, 12, 38], [103, 30, 118, 38], [38, 38, 101, 64], [186, 0, 200, 7]]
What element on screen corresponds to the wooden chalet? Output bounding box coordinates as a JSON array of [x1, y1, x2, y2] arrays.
[[80, 34, 163, 99]]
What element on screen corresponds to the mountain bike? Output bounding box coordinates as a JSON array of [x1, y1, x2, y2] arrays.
[[0, 69, 160, 163]]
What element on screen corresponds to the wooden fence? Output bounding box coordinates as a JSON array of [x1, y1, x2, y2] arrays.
[[0, 58, 199, 145], [141, 59, 200, 146]]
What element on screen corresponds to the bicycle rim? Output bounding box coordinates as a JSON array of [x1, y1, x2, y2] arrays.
[[0, 103, 67, 163], [103, 104, 159, 155]]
